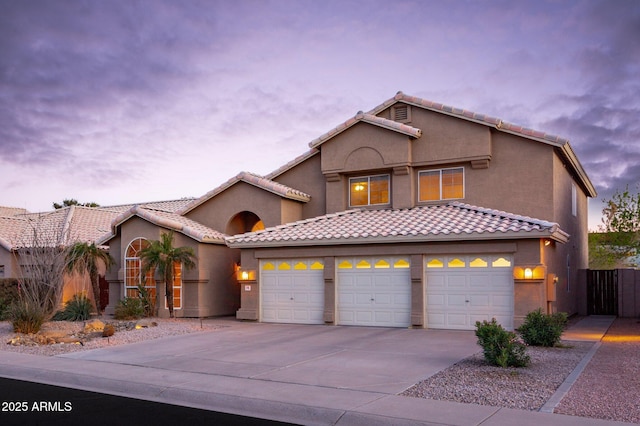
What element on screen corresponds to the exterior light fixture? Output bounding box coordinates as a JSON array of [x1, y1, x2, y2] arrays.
[[236, 268, 255, 281], [524, 268, 533, 279]]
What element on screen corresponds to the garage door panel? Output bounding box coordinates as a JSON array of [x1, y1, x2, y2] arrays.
[[261, 259, 324, 325], [426, 255, 514, 330], [337, 257, 411, 327], [448, 294, 467, 307], [469, 294, 490, 307]]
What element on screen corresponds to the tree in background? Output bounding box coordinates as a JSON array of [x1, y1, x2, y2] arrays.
[[139, 232, 197, 318], [53, 199, 100, 209], [590, 186, 640, 269], [66, 242, 115, 314]]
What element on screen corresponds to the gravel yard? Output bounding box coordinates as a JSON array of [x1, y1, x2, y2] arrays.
[[0, 317, 222, 357], [554, 318, 640, 424], [402, 341, 593, 411]]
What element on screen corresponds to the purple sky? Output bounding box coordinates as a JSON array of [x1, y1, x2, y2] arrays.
[[1, 0, 638, 230]]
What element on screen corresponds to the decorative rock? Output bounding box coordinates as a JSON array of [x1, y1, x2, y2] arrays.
[[135, 319, 158, 329], [102, 324, 115, 337], [84, 319, 105, 333]]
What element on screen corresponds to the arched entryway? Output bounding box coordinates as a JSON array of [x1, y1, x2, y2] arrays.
[[227, 211, 264, 235]]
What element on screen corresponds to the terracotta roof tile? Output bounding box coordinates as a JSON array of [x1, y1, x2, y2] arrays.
[[177, 172, 310, 215], [100, 206, 226, 245], [308, 112, 422, 149], [0, 206, 28, 217], [226, 202, 569, 248]]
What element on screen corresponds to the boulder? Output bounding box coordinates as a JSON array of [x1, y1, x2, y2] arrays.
[[102, 324, 115, 337], [84, 319, 105, 333]]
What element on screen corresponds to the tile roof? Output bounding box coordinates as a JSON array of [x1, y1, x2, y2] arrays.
[[265, 148, 320, 180], [99, 205, 227, 245], [370, 92, 596, 197], [0, 206, 120, 250], [308, 112, 422, 149], [0, 206, 28, 217], [226, 202, 569, 248], [370, 92, 570, 145], [177, 171, 311, 215], [102, 198, 196, 213], [0, 199, 196, 251]]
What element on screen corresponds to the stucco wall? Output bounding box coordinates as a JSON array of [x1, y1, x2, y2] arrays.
[[273, 153, 326, 219], [105, 217, 238, 318], [185, 181, 304, 233]]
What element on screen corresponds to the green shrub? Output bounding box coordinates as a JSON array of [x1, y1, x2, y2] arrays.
[[136, 284, 155, 317], [114, 297, 147, 320], [52, 293, 93, 321], [475, 318, 530, 368], [0, 279, 19, 320], [9, 300, 46, 334], [517, 309, 568, 347]]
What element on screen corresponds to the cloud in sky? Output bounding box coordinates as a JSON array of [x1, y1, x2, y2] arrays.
[[1, 0, 638, 229]]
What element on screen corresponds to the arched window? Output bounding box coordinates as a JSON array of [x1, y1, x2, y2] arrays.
[[124, 238, 155, 300]]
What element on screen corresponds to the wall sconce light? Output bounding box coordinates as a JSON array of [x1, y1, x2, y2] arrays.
[[524, 268, 533, 279], [236, 268, 255, 281]]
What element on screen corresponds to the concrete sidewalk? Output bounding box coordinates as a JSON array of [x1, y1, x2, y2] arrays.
[[0, 316, 628, 426]]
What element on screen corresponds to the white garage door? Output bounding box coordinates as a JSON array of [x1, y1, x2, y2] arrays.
[[425, 255, 513, 330], [261, 259, 325, 324], [337, 257, 411, 327]]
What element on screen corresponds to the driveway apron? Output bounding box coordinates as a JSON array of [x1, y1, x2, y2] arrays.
[[60, 319, 480, 394]]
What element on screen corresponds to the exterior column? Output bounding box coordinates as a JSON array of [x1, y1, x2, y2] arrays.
[[410, 254, 425, 327], [323, 257, 336, 324]]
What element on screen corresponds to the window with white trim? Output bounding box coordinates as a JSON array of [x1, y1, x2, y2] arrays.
[[124, 238, 156, 300], [0, 265, 4, 277], [349, 174, 390, 207], [419, 167, 464, 201], [571, 183, 577, 216]]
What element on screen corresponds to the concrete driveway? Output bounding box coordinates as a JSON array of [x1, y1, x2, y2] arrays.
[[61, 318, 480, 395]]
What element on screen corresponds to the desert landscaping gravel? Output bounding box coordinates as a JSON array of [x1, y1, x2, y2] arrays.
[[2, 317, 639, 423], [402, 341, 593, 411], [554, 318, 640, 424]]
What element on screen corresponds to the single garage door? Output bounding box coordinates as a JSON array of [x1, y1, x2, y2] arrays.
[[261, 259, 325, 324], [425, 255, 513, 330], [337, 256, 411, 327]]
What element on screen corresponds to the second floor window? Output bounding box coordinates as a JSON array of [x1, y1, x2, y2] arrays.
[[419, 167, 464, 201], [349, 174, 390, 207]]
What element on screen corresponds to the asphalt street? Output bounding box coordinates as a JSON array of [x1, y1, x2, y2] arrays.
[[0, 377, 294, 426]]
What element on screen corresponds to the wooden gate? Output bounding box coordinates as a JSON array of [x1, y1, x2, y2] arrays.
[[586, 270, 618, 315]]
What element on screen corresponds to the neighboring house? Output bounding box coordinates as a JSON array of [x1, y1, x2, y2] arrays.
[[0, 200, 194, 309], [99, 92, 595, 329]]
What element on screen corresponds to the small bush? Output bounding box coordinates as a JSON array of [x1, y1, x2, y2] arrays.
[[52, 293, 93, 321], [517, 309, 568, 347], [114, 297, 146, 320], [0, 279, 20, 321], [475, 318, 530, 368], [136, 284, 155, 317], [9, 301, 46, 334]]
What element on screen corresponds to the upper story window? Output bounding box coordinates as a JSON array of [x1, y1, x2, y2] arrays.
[[419, 167, 464, 201], [349, 174, 390, 207], [571, 183, 577, 216]]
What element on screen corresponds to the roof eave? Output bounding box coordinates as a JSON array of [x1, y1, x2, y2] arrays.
[[226, 229, 566, 249]]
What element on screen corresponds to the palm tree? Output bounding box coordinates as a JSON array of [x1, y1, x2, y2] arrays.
[[139, 231, 197, 318], [66, 242, 115, 314]]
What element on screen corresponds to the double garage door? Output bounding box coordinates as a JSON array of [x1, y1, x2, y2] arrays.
[[260, 254, 513, 330]]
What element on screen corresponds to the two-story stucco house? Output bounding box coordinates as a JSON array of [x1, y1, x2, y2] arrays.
[[99, 92, 595, 330]]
